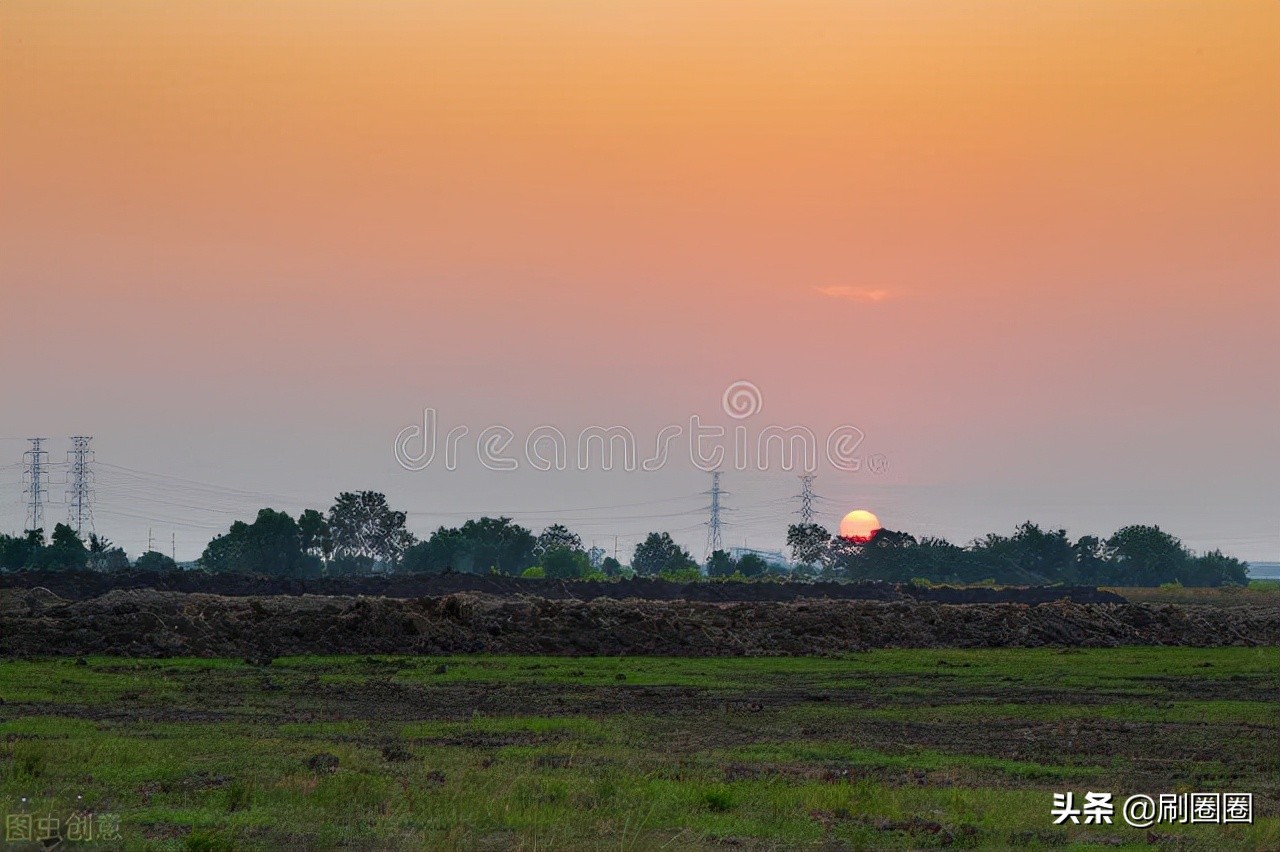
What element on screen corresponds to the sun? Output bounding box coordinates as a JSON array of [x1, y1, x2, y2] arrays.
[[838, 509, 881, 543]]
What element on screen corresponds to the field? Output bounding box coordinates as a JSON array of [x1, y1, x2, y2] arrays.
[[2, 648, 1276, 850], [1106, 582, 1280, 607]]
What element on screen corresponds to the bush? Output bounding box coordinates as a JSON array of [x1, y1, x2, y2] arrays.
[[135, 551, 178, 572], [521, 566, 546, 579], [541, 546, 590, 580]]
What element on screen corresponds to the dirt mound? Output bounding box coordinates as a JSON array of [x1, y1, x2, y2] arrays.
[[1, 589, 1271, 657], [0, 585, 66, 617], [0, 570, 1126, 605]]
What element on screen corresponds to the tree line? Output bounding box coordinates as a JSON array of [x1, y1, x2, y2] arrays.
[[0, 525, 175, 573], [0, 490, 1248, 587], [786, 520, 1247, 587]]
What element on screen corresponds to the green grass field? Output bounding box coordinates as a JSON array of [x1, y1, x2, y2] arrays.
[[1, 648, 1276, 850]]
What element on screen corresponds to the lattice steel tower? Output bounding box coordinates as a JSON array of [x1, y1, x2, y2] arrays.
[[22, 438, 49, 532], [705, 471, 724, 558], [797, 474, 816, 525], [66, 436, 94, 535]]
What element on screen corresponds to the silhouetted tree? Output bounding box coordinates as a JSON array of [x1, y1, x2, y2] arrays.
[[736, 553, 769, 578], [536, 524, 582, 555], [631, 532, 695, 576], [404, 517, 536, 575], [705, 549, 736, 578], [1106, 525, 1188, 587], [327, 491, 415, 567], [1185, 549, 1247, 587], [135, 550, 178, 572], [298, 509, 332, 562], [0, 532, 39, 570], [31, 524, 88, 570], [786, 523, 831, 567], [201, 508, 320, 577]]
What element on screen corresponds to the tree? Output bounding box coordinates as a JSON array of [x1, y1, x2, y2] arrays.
[[402, 527, 466, 574], [200, 508, 319, 577], [455, 517, 537, 575], [201, 522, 249, 573], [600, 556, 622, 577], [1008, 522, 1074, 582], [1072, 535, 1110, 585], [327, 491, 415, 567], [403, 517, 536, 576], [964, 523, 1074, 585], [32, 524, 88, 570], [298, 509, 332, 562], [541, 546, 589, 580], [89, 546, 130, 572], [0, 532, 39, 570], [135, 550, 178, 572], [831, 528, 919, 581], [536, 524, 582, 555], [631, 532, 695, 577], [1186, 549, 1247, 587], [705, 549, 736, 578], [736, 553, 769, 578], [786, 523, 831, 567], [245, 509, 311, 576], [1106, 525, 1189, 586], [822, 535, 863, 576]]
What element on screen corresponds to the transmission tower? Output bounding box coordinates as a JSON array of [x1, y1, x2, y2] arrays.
[[66, 436, 94, 535], [22, 438, 49, 532], [705, 471, 724, 559], [797, 474, 816, 525]]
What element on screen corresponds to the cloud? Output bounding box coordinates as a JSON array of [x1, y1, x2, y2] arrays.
[[813, 286, 893, 303]]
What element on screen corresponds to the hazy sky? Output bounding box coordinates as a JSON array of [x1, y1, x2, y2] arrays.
[[2, 1, 1277, 561]]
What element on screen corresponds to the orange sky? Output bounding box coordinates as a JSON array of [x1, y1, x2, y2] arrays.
[[2, 2, 1277, 559]]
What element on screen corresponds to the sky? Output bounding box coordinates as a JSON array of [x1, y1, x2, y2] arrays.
[[1, 1, 1277, 562]]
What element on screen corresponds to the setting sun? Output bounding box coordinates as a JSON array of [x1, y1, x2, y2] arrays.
[[839, 510, 882, 543]]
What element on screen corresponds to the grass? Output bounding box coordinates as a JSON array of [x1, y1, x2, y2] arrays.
[[0, 648, 1275, 849], [1107, 582, 1280, 606]]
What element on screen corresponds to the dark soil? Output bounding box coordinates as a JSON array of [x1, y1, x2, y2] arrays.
[[0, 569, 1126, 604], [2, 588, 1273, 658]]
